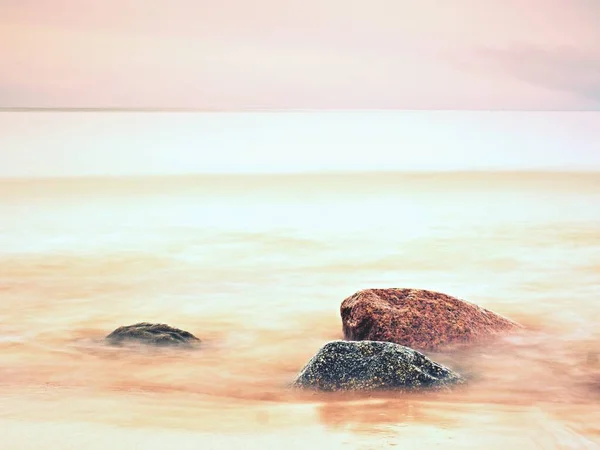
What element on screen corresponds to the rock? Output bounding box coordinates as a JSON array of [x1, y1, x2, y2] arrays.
[[105, 322, 200, 347], [341, 288, 520, 352], [293, 340, 463, 391]]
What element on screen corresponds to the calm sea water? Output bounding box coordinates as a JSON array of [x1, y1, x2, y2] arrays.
[[0, 172, 599, 449]]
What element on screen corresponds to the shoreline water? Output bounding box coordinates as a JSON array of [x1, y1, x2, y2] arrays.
[[1, 171, 599, 448]]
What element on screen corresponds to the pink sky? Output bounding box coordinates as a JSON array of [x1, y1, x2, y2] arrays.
[[1, 0, 599, 109]]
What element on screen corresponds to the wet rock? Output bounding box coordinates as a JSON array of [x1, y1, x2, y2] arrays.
[[341, 288, 520, 352], [105, 322, 200, 347], [293, 340, 463, 391]]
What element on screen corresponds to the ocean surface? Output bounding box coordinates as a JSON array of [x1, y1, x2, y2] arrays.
[[0, 171, 599, 449]]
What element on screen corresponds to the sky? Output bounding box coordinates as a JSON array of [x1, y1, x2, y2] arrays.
[[1, 111, 599, 177], [1, 2, 599, 176], [1, 0, 600, 109]]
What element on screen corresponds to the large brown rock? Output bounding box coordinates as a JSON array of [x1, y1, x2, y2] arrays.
[[341, 288, 520, 352]]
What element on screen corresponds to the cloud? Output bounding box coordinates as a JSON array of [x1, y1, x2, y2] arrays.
[[466, 45, 600, 107], [2, 0, 600, 109]]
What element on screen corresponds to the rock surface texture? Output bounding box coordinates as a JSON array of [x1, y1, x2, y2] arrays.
[[293, 340, 463, 391], [341, 288, 520, 352], [105, 322, 200, 347]]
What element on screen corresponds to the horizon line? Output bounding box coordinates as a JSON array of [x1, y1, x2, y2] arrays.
[[1, 107, 599, 113], [1, 169, 599, 183]]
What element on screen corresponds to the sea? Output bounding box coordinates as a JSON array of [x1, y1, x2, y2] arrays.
[[0, 115, 599, 449]]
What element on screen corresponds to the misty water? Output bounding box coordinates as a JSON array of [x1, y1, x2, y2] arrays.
[[1, 172, 599, 449]]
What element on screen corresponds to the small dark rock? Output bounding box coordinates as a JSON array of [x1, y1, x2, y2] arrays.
[[292, 340, 464, 392], [105, 322, 200, 347]]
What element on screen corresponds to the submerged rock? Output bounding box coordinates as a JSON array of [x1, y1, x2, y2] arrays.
[[293, 340, 463, 391], [341, 288, 520, 352], [105, 322, 200, 347]]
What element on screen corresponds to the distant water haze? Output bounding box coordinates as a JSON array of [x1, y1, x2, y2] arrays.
[[0, 161, 599, 448], [1, 111, 600, 178]]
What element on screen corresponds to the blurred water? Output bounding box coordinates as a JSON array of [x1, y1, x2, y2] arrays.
[[0, 172, 599, 449]]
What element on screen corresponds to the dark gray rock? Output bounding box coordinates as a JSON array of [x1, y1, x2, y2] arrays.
[[293, 340, 463, 391], [105, 322, 200, 347]]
